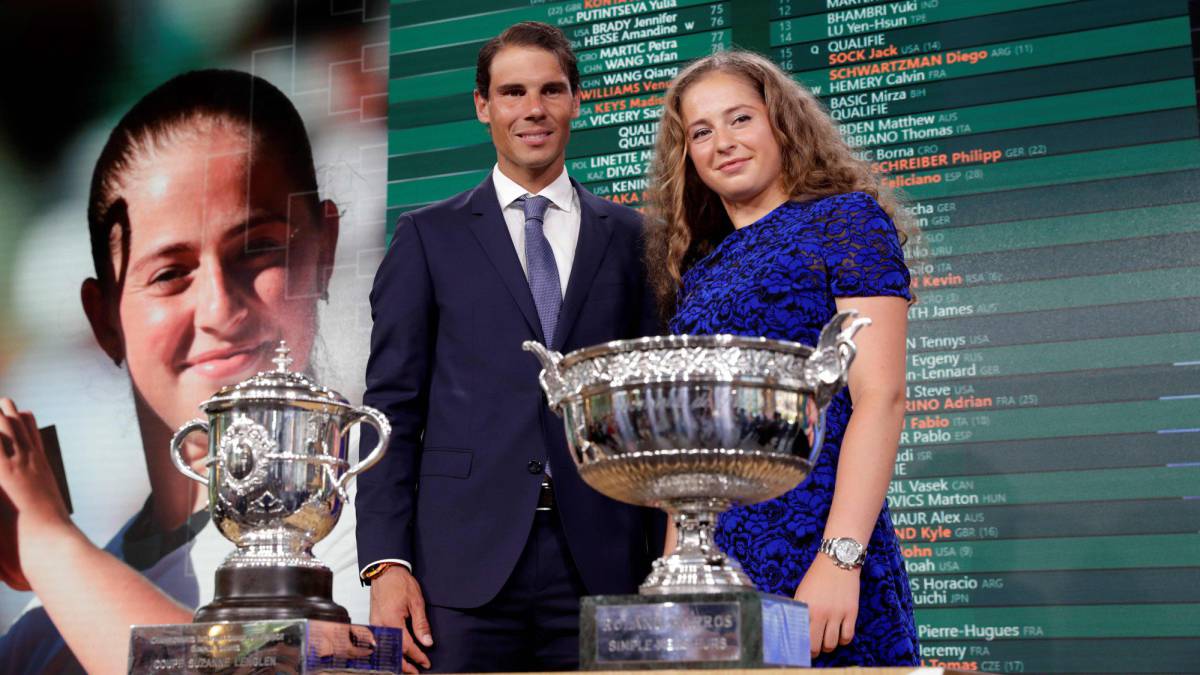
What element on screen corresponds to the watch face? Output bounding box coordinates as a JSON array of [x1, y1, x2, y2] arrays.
[[833, 539, 862, 563]]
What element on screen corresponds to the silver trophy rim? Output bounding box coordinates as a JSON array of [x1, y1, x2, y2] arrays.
[[556, 333, 816, 369]]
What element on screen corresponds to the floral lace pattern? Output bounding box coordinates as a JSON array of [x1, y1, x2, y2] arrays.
[[670, 192, 919, 666]]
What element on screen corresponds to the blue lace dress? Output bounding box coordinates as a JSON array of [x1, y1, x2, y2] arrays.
[[669, 192, 919, 666]]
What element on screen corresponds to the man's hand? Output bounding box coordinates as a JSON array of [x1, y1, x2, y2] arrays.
[[311, 622, 378, 660], [370, 565, 433, 673], [793, 555, 861, 658]]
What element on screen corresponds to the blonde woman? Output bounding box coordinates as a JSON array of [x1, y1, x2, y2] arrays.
[[645, 50, 918, 666]]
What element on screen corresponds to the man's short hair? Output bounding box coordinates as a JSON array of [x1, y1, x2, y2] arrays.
[[476, 21, 580, 97]]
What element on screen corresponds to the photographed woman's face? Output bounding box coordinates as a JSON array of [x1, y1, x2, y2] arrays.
[[112, 124, 326, 432], [681, 71, 785, 207]]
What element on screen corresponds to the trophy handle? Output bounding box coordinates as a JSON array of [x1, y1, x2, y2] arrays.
[[337, 406, 391, 497], [170, 418, 211, 486], [521, 340, 568, 410], [831, 312, 872, 374], [805, 310, 872, 396]]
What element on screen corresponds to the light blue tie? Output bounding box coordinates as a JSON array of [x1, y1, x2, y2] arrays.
[[519, 195, 562, 347]]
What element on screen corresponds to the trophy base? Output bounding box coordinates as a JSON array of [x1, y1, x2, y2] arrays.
[[194, 566, 350, 623], [129, 619, 403, 674], [580, 591, 810, 670]]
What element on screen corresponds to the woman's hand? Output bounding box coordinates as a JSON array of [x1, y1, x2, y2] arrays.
[[1, 397, 195, 674], [0, 398, 76, 589], [0, 490, 29, 590], [793, 554, 861, 658]]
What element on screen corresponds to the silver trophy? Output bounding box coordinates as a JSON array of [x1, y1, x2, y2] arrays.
[[524, 311, 868, 668], [169, 341, 390, 623]]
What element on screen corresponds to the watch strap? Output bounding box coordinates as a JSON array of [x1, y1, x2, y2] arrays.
[[360, 561, 403, 586]]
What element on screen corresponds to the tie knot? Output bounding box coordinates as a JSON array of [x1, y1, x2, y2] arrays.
[[519, 195, 552, 223]]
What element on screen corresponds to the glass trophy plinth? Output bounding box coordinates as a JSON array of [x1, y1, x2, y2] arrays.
[[129, 619, 402, 674], [580, 590, 810, 670]]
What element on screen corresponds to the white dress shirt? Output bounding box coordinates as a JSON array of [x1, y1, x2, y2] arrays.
[[492, 164, 581, 297]]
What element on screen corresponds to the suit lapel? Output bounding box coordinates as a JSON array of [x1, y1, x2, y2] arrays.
[[556, 182, 613, 351], [466, 179, 544, 342]]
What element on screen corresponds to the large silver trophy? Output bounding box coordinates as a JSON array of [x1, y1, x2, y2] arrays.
[[129, 342, 403, 674], [168, 342, 390, 623], [524, 311, 868, 669]]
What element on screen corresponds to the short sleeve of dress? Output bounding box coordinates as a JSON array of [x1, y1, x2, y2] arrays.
[[822, 192, 913, 300]]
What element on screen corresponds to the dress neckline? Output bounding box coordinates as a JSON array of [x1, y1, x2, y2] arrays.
[[733, 198, 794, 233], [698, 198, 817, 267]]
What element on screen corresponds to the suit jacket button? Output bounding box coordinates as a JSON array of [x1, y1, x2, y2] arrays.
[[527, 460, 544, 474]]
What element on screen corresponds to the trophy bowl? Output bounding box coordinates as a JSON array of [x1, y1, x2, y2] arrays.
[[524, 311, 868, 595], [170, 342, 390, 622]]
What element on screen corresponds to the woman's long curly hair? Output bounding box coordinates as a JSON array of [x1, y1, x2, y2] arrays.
[[644, 50, 913, 320]]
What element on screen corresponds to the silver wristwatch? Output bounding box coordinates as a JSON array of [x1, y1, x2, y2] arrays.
[[819, 537, 867, 570]]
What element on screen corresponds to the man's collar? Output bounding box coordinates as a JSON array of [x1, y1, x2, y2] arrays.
[[492, 164, 575, 213]]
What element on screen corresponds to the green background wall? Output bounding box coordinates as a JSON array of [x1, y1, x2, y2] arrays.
[[388, 1, 1200, 672]]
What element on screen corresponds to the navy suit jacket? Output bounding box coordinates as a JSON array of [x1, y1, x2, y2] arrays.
[[357, 176, 661, 608]]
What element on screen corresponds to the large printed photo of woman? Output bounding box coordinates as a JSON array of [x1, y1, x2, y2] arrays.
[[0, 5, 388, 673]]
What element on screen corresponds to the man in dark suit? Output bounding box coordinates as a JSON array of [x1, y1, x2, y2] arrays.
[[356, 21, 660, 672]]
